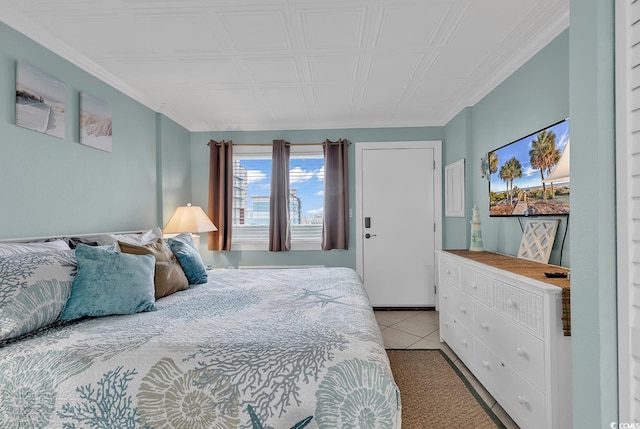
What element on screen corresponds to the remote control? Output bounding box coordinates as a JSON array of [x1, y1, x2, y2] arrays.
[[544, 272, 568, 278]]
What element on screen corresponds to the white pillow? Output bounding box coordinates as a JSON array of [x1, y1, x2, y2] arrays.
[[89, 227, 163, 246], [113, 227, 162, 245], [0, 239, 70, 257]]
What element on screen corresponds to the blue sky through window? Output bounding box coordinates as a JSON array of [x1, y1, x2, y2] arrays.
[[240, 157, 325, 222]]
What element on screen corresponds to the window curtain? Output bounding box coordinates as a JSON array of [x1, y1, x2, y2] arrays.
[[322, 139, 349, 250], [269, 140, 291, 251], [207, 140, 233, 251]]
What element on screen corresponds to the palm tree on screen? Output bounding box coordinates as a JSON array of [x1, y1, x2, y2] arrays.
[[489, 151, 498, 176], [499, 157, 523, 205], [529, 131, 560, 200]]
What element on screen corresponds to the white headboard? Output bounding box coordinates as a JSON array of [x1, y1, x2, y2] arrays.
[[0, 230, 149, 244]]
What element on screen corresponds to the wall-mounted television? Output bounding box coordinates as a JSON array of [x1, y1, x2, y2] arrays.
[[488, 118, 570, 217]]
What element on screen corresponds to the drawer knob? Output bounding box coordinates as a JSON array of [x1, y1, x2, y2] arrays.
[[461, 339, 468, 347], [446, 269, 451, 275], [442, 294, 448, 300], [443, 322, 449, 327], [517, 395, 528, 406], [471, 282, 478, 289], [459, 306, 467, 314], [480, 322, 489, 330], [482, 360, 490, 369], [516, 347, 528, 358], [507, 299, 518, 309]]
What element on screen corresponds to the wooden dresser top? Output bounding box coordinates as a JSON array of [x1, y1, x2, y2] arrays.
[[444, 249, 570, 291]]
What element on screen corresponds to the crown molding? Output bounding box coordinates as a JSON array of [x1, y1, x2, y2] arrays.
[[443, 6, 570, 125], [1, 6, 194, 130]]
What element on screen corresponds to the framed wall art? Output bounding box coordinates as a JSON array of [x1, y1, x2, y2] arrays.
[[15, 60, 66, 139], [80, 91, 112, 152]]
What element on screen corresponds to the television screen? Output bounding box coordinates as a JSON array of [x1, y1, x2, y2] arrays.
[[488, 118, 570, 217]]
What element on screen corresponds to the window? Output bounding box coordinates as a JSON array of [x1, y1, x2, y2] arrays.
[[232, 145, 324, 250]]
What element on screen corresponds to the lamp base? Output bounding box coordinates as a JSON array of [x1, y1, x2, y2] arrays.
[[191, 233, 200, 250]]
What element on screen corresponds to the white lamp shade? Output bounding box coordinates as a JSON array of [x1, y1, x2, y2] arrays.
[[163, 205, 218, 234]]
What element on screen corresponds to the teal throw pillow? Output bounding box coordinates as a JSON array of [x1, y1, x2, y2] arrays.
[[167, 233, 208, 285], [60, 244, 156, 322]]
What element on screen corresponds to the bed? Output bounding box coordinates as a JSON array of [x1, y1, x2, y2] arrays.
[[0, 231, 401, 429]]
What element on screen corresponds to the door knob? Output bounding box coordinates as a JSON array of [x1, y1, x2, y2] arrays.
[[365, 233, 377, 239]]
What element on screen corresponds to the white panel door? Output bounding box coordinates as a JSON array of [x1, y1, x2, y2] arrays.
[[357, 142, 440, 307]]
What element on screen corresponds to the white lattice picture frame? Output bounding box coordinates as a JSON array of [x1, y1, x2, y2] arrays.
[[517, 219, 560, 264]]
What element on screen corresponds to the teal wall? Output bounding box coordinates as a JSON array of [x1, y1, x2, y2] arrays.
[[0, 22, 191, 239], [190, 127, 443, 267], [473, 30, 571, 267], [157, 114, 192, 226], [569, 0, 617, 426], [443, 30, 571, 267], [443, 107, 473, 249]]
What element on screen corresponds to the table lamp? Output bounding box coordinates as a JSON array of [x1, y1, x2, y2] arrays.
[[163, 204, 217, 249]]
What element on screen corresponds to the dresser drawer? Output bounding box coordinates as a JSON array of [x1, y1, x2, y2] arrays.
[[473, 302, 545, 390], [461, 267, 492, 305], [439, 256, 460, 286], [493, 280, 544, 334], [438, 278, 452, 313], [474, 341, 546, 429], [441, 310, 474, 365], [446, 282, 474, 329], [439, 309, 454, 343]]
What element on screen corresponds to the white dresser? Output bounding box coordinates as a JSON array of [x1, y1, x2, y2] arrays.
[[437, 250, 571, 429]]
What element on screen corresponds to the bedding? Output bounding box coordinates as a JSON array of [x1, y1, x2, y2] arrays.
[[59, 244, 157, 322], [0, 249, 76, 341], [118, 238, 189, 298], [166, 233, 209, 284], [0, 267, 401, 429], [0, 239, 71, 256], [66, 228, 163, 248]]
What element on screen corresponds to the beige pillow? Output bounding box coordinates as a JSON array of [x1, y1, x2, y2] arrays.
[[118, 238, 188, 299]]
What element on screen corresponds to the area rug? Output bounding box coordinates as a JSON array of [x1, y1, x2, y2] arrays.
[[386, 349, 507, 429]]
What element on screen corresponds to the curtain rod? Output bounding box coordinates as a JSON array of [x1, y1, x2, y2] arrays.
[[207, 140, 350, 147]]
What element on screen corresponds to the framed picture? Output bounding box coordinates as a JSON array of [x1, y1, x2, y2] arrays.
[[445, 158, 465, 217], [80, 91, 112, 152], [15, 61, 66, 139]]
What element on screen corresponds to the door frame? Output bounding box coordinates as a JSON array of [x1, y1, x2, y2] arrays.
[[355, 140, 443, 299], [616, 0, 632, 419]]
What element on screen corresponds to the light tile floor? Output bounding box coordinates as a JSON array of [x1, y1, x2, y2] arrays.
[[375, 309, 520, 429]]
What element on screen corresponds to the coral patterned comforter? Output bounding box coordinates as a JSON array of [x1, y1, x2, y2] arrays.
[[0, 267, 401, 429]]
